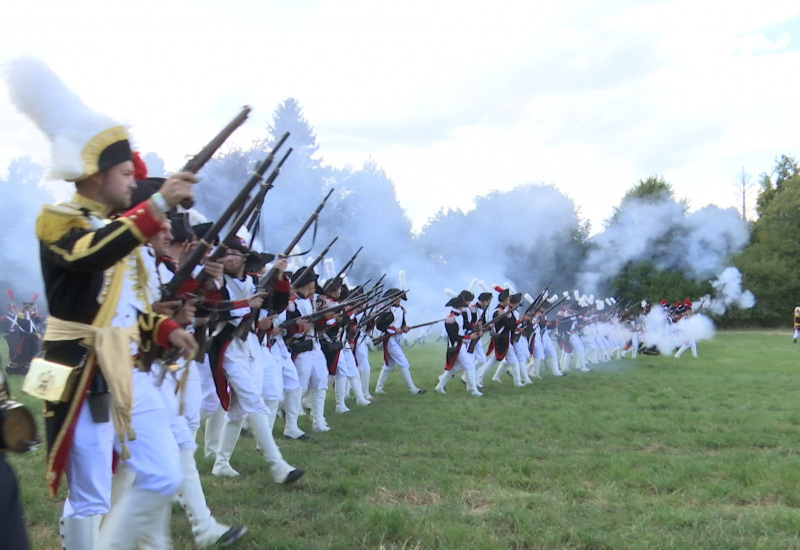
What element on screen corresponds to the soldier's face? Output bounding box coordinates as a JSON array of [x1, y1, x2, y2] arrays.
[[222, 251, 245, 275], [98, 161, 136, 211]]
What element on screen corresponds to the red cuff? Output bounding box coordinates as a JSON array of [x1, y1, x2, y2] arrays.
[[121, 200, 165, 241], [155, 318, 182, 348]]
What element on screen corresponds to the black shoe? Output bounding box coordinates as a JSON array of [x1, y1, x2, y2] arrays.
[[217, 526, 248, 547], [415, 389, 427, 394], [282, 468, 306, 484], [284, 433, 311, 440]]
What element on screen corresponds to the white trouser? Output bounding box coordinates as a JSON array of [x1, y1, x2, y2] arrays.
[[223, 335, 269, 422], [293, 341, 328, 393]]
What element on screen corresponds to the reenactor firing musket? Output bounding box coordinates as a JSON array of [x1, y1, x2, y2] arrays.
[[163, 132, 291, 300]]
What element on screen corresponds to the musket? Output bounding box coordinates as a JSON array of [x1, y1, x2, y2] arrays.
[[182, 106, 251, 173], [280, 292, 374, 329], [291, 237, 339, 289], [372, 317, 448, 346], [245, 147, 294, 236], [179, 106, 252, 208], [541, 295, 569, 317], [258, 188, 336, 293], [163, 132, 290, 299], [523, 282, 551, 316], [330, 246, 363, 283]]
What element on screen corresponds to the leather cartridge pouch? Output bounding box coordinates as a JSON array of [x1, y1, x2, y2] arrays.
[[291, 339, 314, 355], [321, 341, 344, 353]]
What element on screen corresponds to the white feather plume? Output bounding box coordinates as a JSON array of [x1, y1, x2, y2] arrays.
[[3, 56, 126, 181], [444, 288, 457, 298], [523, 293, 534, 303], [398, 270, 406, 288]]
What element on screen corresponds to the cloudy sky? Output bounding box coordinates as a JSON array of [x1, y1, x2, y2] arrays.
[[1, 0, 798, 233]]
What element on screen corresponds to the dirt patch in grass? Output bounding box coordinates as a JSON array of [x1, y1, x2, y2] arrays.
[[371, 486, 442, 507], [461, 488, 493, 513]]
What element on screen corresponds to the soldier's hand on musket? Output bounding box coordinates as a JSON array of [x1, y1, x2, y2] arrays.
[[201, 260, 224, 286], [168, 327, 199, 360], [297, 319, 313, 333], [153, 300, 180, 316], [174, 298, 199, 326], [158, 171, 198, 208], [257, 315, 275, 331], [272, 257, 289, 274], [402, 325, 410, 333], [248, 292, 266, 309]]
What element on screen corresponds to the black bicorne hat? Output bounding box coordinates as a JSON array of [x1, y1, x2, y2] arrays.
[[323, 276, 344, 294], [169, 212, 194, 243], [291, 266, 319, 287], [245, 251, 276, 274], [383, 288, 407, 301], [131, 177, 166, 209], [459, 290, 474, 302], [477, 292, 493, 302], [445, 296, 466, 308], [509, 293, 522, 304]]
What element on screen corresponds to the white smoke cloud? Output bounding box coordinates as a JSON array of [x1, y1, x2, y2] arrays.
[[699, 266, 756, 316]]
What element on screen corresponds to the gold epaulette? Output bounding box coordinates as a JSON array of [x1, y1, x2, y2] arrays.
[[35, 203, 91, 245]]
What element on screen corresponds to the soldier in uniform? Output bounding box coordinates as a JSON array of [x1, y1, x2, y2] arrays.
[[374, 289, 426, 395], [4, 57, 199, 549], [140, 203, 248, 547], [206, 238, 305, 484], [286, 266, 333, 432], [434, 293, 482, 396], [477, 287, 522, 387]]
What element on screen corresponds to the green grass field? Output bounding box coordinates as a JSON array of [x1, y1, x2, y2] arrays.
[[5, 330, 800, 549]]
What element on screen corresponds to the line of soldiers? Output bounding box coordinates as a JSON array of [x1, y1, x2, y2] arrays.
[[431, 288, 704, 397], [2, 57, 705, 549], [3, 56, 438, 549]]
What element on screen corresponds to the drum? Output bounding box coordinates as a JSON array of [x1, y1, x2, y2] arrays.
[[0, 400, 39, 453]]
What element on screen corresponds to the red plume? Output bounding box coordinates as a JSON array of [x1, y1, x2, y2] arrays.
[[30, 293, 39, 302], [5, 289, 14, 299], [493, 285, 503, 293], [132, 151, 148, 180]]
